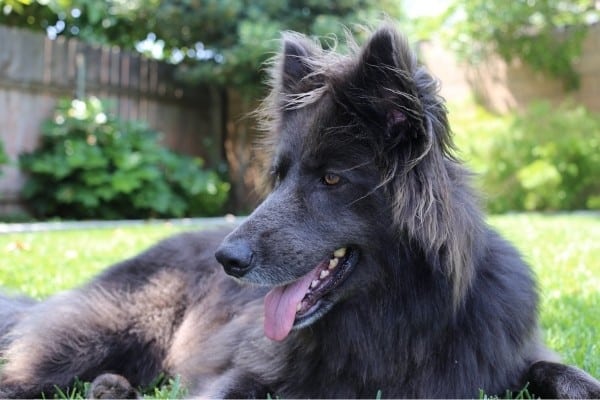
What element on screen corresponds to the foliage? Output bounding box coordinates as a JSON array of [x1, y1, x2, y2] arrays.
[[168, 0, 404, 97], [0, 139, 8, 175], [0, 0, 157, 45], [453, 100, 600, 213], [484, 101, 600, 212], [0, 0, 60, 31], [19, 97, 229, 220], [440, 0, 596, 89], [1, 0, 404, 97]]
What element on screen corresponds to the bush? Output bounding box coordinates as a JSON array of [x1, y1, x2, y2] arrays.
[[476, 101, 600, 212], [20, 97, 230, 219]]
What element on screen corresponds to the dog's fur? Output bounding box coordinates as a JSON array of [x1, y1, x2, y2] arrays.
[[1, 25, 599, 399]]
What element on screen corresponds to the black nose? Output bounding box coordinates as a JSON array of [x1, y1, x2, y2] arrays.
[[215, 241, 254, 278]]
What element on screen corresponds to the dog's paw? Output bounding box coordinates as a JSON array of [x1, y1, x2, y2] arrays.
[[87, 373, 139, 399], [528, 361, 600, 399]]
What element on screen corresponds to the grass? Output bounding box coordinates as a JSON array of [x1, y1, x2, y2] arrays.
[[1, 213, 599, 397], [42, 375, 185, 399], [488, 213, 600, 379], [0, 223, 192, 298]]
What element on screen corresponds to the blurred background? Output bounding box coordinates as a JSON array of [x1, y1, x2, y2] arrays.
[[0, 0, 598, 220]]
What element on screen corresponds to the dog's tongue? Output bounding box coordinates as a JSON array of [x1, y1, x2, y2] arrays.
[[264, 271, 315, 341]]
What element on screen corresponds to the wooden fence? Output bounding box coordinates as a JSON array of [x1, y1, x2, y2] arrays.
[[0, 25, 225, 215]]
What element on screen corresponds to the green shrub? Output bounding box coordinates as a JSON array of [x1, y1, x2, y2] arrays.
[[477, 101, 600, 212], [19, 97, 230, 219]]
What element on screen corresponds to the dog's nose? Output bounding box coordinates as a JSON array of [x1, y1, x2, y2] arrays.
[[215, 241, 254, 278]]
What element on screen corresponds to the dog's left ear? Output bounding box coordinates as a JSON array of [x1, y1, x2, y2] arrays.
[[359, 26, 408, 78], [343, 25, 430, 145]]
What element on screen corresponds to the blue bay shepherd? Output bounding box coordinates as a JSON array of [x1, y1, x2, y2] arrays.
[[1, 25, 599, 398]]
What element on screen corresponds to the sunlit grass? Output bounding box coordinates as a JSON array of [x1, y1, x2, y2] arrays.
[[0, 224, 189, 298], [488, 213, 600, 378]]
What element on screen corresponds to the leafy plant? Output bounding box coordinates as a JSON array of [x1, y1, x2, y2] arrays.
[[19, 96, 229, 219], [477, 101, 600, 212]]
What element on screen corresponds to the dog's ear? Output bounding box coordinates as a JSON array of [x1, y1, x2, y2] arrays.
[[359, 25, 407, 77], [280, 33, 316, 93], [344, 25, 430, 146]]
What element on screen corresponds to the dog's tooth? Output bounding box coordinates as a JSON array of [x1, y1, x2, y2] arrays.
[[328, 258, 338, 270], [334, 248, 346, 258], [296, 303, 302, 312], [311, 279, 320, 289], [320, 270, 330, 279]]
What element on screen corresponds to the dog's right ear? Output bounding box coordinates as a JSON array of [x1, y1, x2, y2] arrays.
[[279, 33, 317, 93]]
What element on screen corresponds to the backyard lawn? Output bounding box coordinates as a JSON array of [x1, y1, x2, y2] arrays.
[[0, 213, 599, 392]]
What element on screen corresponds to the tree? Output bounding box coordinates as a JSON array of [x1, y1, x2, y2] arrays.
[[440, 0, 597, 90], [2, 0, 404, 96]]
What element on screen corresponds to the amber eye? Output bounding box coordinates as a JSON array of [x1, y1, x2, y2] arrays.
[[323, 173, 341, 186]]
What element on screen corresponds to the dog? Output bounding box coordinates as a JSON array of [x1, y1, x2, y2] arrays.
[[1, 25, 599, 398]]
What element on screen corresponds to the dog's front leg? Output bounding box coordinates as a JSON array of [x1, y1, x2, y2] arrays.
[[87, 373, 140, 399], [527, 361, 600, 398]]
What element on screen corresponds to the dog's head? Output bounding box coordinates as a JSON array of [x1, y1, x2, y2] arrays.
[[216, 25, 475, 341]]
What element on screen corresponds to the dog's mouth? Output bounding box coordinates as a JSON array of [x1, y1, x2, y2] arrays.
[[263, 247, 358, 341]]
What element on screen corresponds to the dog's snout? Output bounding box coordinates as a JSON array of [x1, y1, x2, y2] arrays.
[[215, 241, 254, 278]]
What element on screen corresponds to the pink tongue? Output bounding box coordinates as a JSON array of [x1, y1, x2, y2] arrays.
[[264, 271, 315, 341]]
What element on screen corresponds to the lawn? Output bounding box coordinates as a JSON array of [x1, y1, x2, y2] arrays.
[[0, 213, 599, 393], [487, 213, 600, 378], [0, 223, 191, 298]]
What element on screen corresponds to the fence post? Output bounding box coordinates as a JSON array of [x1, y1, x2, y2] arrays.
[[75, 52, 86, 99]]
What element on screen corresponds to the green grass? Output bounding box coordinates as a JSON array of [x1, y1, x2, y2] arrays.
[[1, 214, 599, 396], [0, 224, 188, 298], [41, 375, 186, 399], [488, 213, 600, 379]]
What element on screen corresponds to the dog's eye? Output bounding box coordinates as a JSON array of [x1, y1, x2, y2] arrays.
[[322, 173, 341, 186]]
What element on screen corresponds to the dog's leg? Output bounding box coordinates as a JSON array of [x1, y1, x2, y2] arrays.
[[527, 361, 600, 399]]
